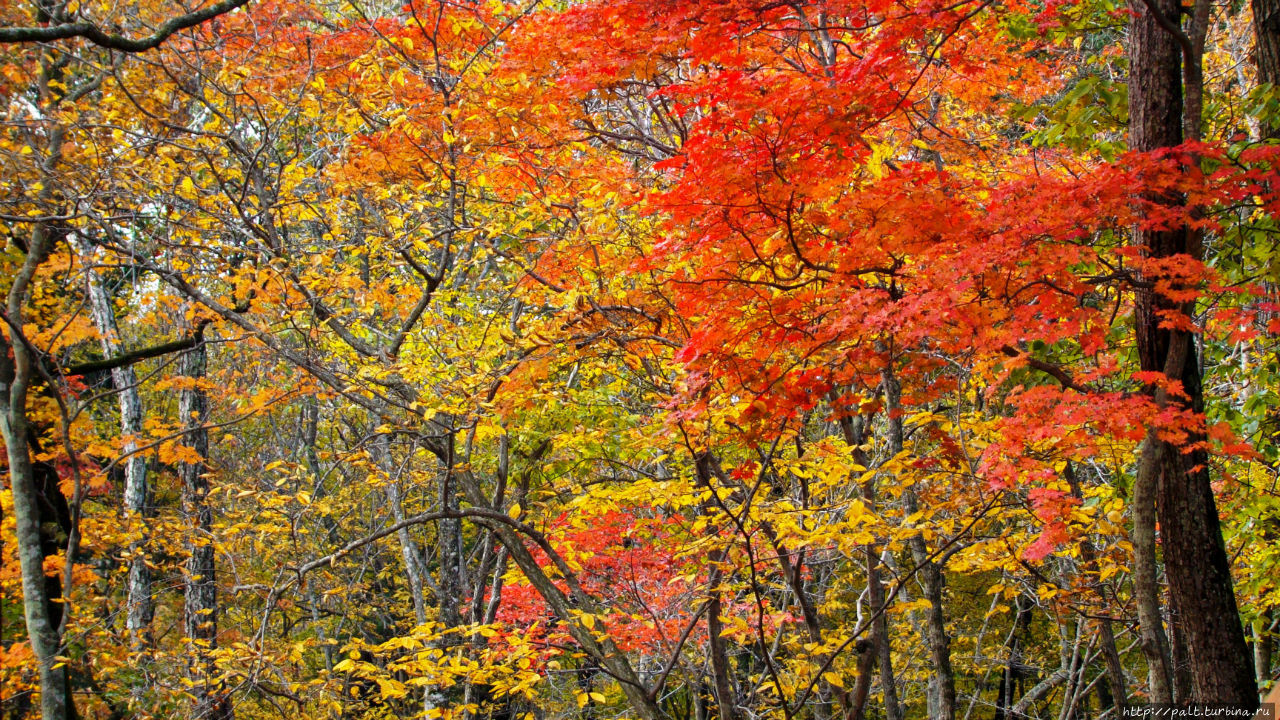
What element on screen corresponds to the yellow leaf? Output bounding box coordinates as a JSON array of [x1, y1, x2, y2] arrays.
[[377, 678, 408, 699]]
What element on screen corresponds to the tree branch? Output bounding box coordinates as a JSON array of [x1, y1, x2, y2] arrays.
[[1135, 0, 1194, 55], [1000, 345, 1096, 394], [0, 0, 251, 51], [294, 507, 552, 580], [64, 325, 206, 375]]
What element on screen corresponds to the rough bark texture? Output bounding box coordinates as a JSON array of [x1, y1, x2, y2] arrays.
[[705, 556, 738, 720], [1129, 0, 1258, 704], [1256, 0, 1280, 138], [372, 432, 428, 626], [87, 271, 154, 641], [179, 340, 230, 720]]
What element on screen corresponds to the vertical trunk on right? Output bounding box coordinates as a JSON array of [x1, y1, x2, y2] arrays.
[[1128, 0, 1258, 704], [1256, 0, 1280, 138], [1257, 611, 1276, 701], [1251, 0, 1280, 693]]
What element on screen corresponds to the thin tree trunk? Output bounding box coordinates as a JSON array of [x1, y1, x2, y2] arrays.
[[1257, 611, 1276, 701], [870, 548, 901, 720], [705, 559, 738, 720], [1065, 465, 1128, 712], [884, 367, 955, 720], [850, 630, 877, 720], [86, 270, 154, 643], [1099, 618, 1128, 714], [388, 478, 428, 625], [439, 437, 464, 630], [694, 451, 739, 720], [838, 410, 901, 720], [179, 337, 230, 720], [994, 595, 1034, 720], [370, 428, 437, 717], [1131, 435, 1173, 702], [1250, 0, 1280, 685], [1129, 0, 1258, 703], [372, 431, 428, 627]]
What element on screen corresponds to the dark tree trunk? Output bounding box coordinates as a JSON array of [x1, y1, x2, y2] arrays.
[[694, 453, 739, 720], [993, 594, 1034, 720], [180, 339, 231, 720], [1128, 0, 1258, 704], [1256, 0, 1280, 138]]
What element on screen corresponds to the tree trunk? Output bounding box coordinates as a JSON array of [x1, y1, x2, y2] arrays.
[[179, 338, 230, 720], [838, 410, 902, 720], [869, 547, 902, 720], [705, 563, 738, 720], [1256, 0, 1280, 138], [884, 368, 955, 720], [1256, 611, 1276, 702], [994, 594, 1034, 720], [371, 432, 428, 627], [1169, 592, 1194, 704], [1131, 435, 1174, 702], [694, 453, 738, 720], [1066, 465, 1129, 712], [1128, 0, 1258, 704], [439, 437, 465, 630], [1, 226, 73, 720], [86, 270, 154, 643]]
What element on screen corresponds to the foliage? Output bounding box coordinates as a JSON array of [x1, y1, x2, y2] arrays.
[[1, 0, 1278, 718]]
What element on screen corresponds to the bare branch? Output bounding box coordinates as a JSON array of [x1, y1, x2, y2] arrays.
[[63, 332, 204, 376], [0, 0, 251, 52]]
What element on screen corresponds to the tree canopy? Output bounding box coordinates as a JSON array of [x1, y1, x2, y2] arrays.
[[2, 0, 1280, 719]]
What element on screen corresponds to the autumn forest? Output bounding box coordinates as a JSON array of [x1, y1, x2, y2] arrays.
[[2, 0, 1280, 718]]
